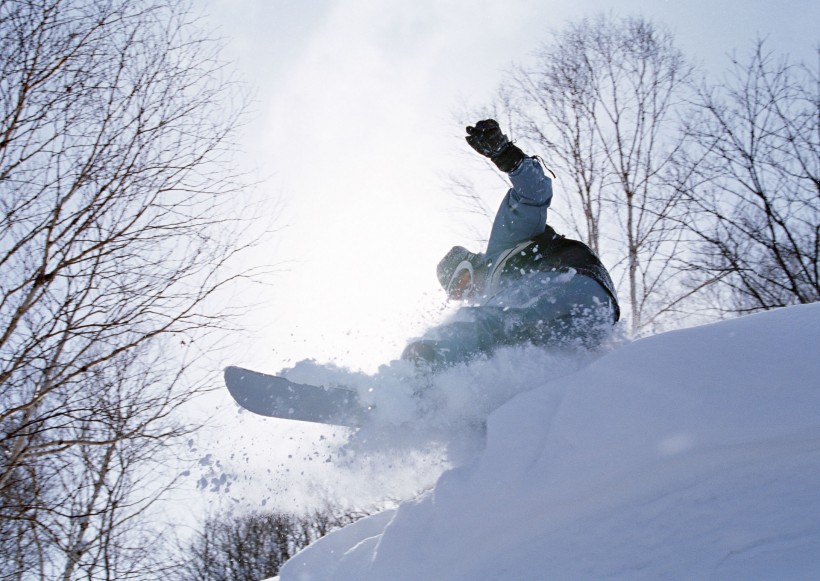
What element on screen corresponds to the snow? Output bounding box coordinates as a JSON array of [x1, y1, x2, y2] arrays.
[[275, 303, 820, 580]]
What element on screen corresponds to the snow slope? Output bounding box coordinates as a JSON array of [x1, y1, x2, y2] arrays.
[[279, 303, 820, 580]]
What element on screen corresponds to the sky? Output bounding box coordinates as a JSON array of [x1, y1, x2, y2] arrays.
[[202, 0, 819, 374]]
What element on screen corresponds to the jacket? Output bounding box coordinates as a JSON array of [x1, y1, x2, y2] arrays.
[[482, 225, 620, 322]]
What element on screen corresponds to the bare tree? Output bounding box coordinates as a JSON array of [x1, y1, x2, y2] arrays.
[[677, 41, 819, 314], [495, 14, 695, 333], [175, 505, 367, 581], [0, 0, 256, 578]]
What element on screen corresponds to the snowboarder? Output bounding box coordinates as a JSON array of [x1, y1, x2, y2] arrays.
[[402, 119, 620, 367]]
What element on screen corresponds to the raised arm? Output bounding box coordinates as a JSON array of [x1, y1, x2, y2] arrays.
[[485, 157, 553, 261], [464, 120, 554, 262]]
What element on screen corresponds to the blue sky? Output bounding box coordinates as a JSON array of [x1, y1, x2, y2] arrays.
[[203, 0, 819, 373]]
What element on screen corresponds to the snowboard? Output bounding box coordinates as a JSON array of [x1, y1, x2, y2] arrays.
[[223, 366, 370, 427]]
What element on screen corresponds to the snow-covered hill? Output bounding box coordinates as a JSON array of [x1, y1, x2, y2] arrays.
[[278, 303, 820, 580]]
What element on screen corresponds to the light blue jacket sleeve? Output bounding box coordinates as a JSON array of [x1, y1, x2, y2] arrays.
[[485, 157, 553, 264]]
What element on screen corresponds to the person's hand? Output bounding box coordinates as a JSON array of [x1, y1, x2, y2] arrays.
[[465, 119, 525, 172], [465, 119, 510, 158]]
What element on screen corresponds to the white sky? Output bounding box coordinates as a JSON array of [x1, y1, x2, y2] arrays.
[[204, 0, 819, 374]]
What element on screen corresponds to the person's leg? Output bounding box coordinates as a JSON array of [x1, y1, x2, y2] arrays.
[[401, 307, 507, 368]]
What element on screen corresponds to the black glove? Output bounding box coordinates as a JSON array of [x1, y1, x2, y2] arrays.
[[465, 119, 525, 172]]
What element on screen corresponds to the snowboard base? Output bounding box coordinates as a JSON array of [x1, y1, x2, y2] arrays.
[[224, 366, 370, 427]]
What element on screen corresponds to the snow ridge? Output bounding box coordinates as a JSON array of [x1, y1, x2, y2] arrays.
[[280, 304, 820, 580]]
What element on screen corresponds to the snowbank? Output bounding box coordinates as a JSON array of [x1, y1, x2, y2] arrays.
[[279, 303, 820, 580]]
